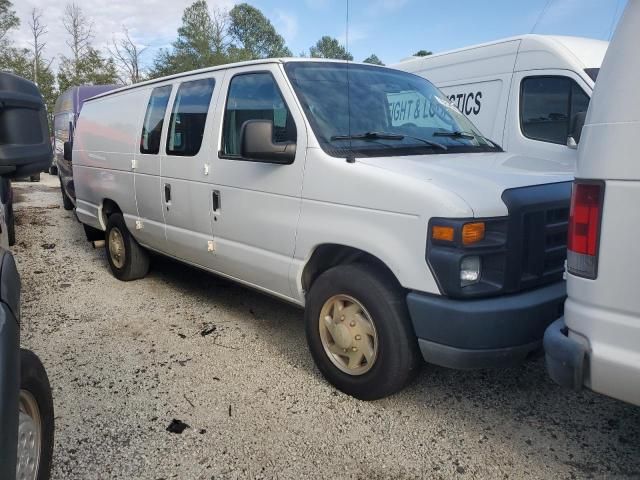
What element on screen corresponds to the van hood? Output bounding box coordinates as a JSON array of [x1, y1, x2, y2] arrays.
[[357, 151, 574, 217]]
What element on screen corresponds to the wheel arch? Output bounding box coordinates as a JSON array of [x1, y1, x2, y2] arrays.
[[301, 244, 403, 294], [99, 198, 122, 230]]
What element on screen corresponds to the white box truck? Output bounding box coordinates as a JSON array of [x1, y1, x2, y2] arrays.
[[394, 35, 607, 165], [544, 1, 640, 407], [67, 59, 573, 399]]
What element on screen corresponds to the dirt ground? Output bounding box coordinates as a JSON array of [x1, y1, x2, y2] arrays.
[[12, 174, 640, 479]]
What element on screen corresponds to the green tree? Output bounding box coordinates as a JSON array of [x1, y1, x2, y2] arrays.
[[58, 47, 118, 92], [0, 0, 18, 45], [414, 49, 432, 57], [309, 36, 353, 60], [0, 47, 31, 77], [228, 3, 291, 60], [363, 54, 384, 65], [149, 0, 229, 78]]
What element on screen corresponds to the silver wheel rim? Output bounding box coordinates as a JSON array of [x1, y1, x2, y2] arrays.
[[108, 227, 126, 269], [318, 294, 379, 376], [16, 390, 42, 480]]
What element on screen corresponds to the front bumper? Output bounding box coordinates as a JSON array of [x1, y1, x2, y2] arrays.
[[543, 317, 586, 390], [406, 281, 566, 369]]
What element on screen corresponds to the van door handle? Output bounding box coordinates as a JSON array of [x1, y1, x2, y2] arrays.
[[212, 190, 220, 212], [164, 183, 171, 203]]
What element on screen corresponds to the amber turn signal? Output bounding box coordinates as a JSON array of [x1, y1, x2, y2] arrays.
[[432, 225, 455, 242], [462, 222, 485, 245]]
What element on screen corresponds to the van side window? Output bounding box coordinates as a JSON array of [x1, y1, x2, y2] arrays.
[[140, 85, 172, 154], [166, 78, 215, 156], [222, 73, 296, 157], [54, 113, 72, 146], [520, 76, 590, 145]]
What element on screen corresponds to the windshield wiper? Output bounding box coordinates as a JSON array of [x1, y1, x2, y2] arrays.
[[331, 131, 447, 150], [433, 130, 501, 149], [433, 130, 475, 140]]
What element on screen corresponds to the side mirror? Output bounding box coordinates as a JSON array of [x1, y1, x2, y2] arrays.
[[63, 141, 73, 161], [240, 120, 296, 164], [567, 111, 587, 149]]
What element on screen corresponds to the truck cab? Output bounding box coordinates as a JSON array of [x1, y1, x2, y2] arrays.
[[71, 60, 572, 399], [394, 35, 607, 166]]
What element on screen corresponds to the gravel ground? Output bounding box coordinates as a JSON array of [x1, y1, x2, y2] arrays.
[[11, 174, 640, 479]]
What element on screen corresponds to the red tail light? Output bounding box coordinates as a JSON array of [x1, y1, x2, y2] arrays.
[[567, 180, 604, 279]]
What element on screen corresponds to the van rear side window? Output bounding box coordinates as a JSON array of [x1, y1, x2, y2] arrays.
[[166, 78, 215, 157], [520, 76, 589, 145], [140, 85, 172, 155]]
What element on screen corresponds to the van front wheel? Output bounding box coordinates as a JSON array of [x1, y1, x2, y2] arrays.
[[105, 213, 149, 281], [305, 263, 421, 400]]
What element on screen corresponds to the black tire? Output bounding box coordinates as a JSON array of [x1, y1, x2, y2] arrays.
[[19, 349, 54, 480], [60, 180, 73, 211], [29, 173, 40, 182], [48, 165, 58, 176], [105, 213, 149, 281], [304, 263, 421, 400]]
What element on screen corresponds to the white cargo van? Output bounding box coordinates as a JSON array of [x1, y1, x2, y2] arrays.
[[544, 2, 640, 407], [394, 35, 607, 165], [70, 59, 573, 399]]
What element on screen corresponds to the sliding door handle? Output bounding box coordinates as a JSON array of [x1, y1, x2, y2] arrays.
[[164, 183, 171, 203], [212, 190, 220, 212]]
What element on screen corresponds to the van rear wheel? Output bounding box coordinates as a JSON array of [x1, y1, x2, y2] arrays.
[[105, 213, 149, 281], [304, 263, 421, 400]]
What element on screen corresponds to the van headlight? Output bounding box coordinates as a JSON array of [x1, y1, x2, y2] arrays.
[[427, 217, 508, 298], [460, 256, 481, 286]]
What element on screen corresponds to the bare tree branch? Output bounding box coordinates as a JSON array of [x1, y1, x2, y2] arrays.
[[108, 27, 146, 84], [62, 2, 93, 77], [28, 8, 47, 85]]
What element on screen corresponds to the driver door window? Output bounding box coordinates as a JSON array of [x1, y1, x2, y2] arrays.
[[520, 76, 590, 145], [221, 72, 296, 157]]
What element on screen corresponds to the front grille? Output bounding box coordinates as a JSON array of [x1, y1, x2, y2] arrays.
[[520, 206, 569, 285], [502, 182, 572, 293]]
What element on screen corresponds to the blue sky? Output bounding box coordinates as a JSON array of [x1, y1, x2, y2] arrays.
[[13, 0, 627, 70], [260, 0, 627, 64]]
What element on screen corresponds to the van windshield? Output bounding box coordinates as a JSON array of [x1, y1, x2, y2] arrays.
[[284, 62, 500, 157]]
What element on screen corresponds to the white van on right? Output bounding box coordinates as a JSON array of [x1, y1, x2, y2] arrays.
[[394, 34, 607, 166], [544, 1, 640, 407]]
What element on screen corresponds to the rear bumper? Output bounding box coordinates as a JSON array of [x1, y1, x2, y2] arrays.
[[406, 281, 566, 369], [543, 317, 586, 390]]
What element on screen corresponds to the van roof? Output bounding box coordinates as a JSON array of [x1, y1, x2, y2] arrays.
[[87, 58, 387, 101], [54, 84, 120, 114], [394, 34, 607, 72]]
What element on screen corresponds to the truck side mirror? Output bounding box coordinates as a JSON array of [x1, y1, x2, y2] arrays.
[[240, 120, 296, 165], [63, 141, 73, 161], [567, 111, 587, 149]]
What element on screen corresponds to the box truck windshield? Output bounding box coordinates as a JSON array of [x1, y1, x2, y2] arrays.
[[284, 62, 500, 157]]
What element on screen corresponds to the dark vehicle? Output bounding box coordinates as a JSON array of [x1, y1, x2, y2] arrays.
[[0, 72, 54, 479], [53, 85, 118, 210], [1, 176, 15, 246]]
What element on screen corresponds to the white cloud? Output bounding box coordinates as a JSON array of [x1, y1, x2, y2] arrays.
[[10, 0, 237, 70], [337, 25, 368, 46], [304, 0, 330, 9], [374, 0, 409, 10], [273, 10, 299, 44]]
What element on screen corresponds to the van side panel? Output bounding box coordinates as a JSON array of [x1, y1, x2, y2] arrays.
[[73, 89, 148, 231], [292, 149, 473, 298], [396, 40, 520, 144]]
